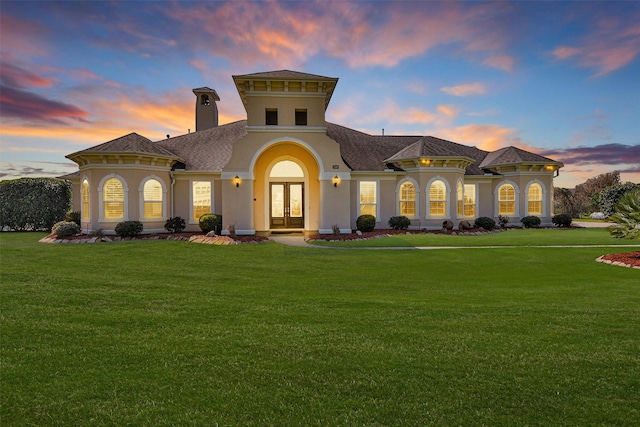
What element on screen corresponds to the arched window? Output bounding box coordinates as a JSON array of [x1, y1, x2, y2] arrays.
[[498, 184, 516, 215], [103, 178, 124, 219], [81, 179, 90, 220], [270, 160, 304, 178], [429, 180, 447, 216], [399, 181, 416, 217], [143, 179, 163, 219], [527, 183, 543, 215]]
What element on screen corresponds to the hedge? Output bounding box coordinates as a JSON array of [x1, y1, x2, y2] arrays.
[[0, 178, 71, 231]]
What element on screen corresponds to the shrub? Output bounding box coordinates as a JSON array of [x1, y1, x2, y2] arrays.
[[51, 221, 80, 238], [199, 213, 221, 234], [164, 216, 186, 233], [388, 216, 410, 230], [599, 182, 640, 216], [474, 217, 495, 230], [356, 214, 376, 232], [458, 220, 472, 230], [608, 189, 640, 239], [115, 221, 143, 237], [65, 211, 81, 226], [552, 213, 572, 227], [442, 220, 454, 231], [521, 215, 541, 228], [498, 215, 510, 227], [0, 178, 71, 231]]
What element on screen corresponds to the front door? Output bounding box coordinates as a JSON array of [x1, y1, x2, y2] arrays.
[[270, 182, 304, 229]]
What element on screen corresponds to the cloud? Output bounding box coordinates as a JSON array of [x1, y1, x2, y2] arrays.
[[0, 161, 77, 179], [539, 143, 640, 166], [436, 124, 522, 151], [482, 55, 515, 72], [441, 83, 486, 97], [551, 14, 640, 76], [0, 61, 54, 88], [0, 85, 89, 123], [160, 1, 516, 71]]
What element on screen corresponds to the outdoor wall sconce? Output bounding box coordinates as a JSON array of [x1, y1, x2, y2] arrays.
[[233, 175, 240, 187], [332, 175, 340, 187]]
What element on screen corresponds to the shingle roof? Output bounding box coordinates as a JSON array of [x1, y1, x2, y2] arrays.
[[326, 123, 424, 171], [326, 124, 490, 174], [479, 146, 559, 168], [156, 120, 247, 171], [67, 132, 178, 159]]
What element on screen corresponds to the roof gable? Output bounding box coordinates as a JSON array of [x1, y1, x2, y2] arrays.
[[479, 146, 560, 168], [67, 132, 178, 159]]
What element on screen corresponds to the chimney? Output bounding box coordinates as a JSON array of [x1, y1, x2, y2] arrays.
[[192, 87, 220, 131]]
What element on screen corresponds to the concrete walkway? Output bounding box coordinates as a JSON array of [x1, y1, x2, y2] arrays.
[[268, 234, 640, 250]]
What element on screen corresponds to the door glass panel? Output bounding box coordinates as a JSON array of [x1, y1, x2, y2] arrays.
[[289, 184, 302, 217], [271, 184, 284, 217]]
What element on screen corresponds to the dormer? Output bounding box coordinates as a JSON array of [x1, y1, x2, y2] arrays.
[[232, 70, 338, 131]]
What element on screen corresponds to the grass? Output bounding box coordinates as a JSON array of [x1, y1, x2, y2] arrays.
[[311, 227, 640, 247], [1, 231, 639, 426]]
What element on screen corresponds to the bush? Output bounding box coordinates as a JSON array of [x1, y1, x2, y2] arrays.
[[599, 182, 640, 216], [65, 211, 81, 226], [164, 216, 186, 233], [115, 221, 143, 237], [608, 189, 640, 239], [388, 216, 410, 230], [498, 215, 510, 227], [199, 213, 221, 234], [51, 221, 80, 238], [552, 213, 572, 227], [521, 215, 541, 228], [0, 178, 71, 231], [474, 217, 495, 230], [356, 214, 376, 232]]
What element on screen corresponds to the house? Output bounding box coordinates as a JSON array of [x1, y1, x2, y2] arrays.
[[63, 70, 563, 235]]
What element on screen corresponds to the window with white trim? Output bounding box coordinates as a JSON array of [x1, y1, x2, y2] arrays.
[[429, 180, 447, 216], [498, 184, 516, 215], [359, 181, 377, 217], [143, 179, 163, 219], [82, 179, 90, 220], [192, 181, 211, 222], [103, 178, 124, 220], [527, 183, 543, 215], [399, 181, 416, 217], [463, 184, 476, 217]]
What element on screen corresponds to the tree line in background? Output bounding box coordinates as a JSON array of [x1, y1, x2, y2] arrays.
[[554, 171, 639, 218]]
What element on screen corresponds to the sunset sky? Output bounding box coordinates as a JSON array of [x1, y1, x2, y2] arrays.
[[1, 0, 638, 188]]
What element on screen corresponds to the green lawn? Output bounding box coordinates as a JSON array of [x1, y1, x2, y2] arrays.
[[1, 231, 639, 426], [311, 227, 640, 247]]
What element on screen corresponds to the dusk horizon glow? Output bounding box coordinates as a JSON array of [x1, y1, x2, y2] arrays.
[[1, 1, 638, 188]]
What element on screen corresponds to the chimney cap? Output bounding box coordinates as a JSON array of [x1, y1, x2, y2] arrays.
[[192, 87, 220, 101]]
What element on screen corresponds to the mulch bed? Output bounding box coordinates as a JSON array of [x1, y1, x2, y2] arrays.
[[596, 251, 640, 269]]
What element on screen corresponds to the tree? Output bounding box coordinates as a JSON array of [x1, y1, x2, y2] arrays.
[[599, 182, 640, 217], [573, 171, 620, 216], [608, 189, 640, 239], [0, 178, 71, 231]]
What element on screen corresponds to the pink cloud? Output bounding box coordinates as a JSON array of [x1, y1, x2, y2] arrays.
[[441, 83, 486, 97], [0, 61, 54, 88], [164, 2, 515, 70], [551, 15, 640, 76], [483, 55, 515, 72]]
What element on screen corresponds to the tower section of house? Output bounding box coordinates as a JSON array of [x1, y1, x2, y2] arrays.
[[221, 70, 352, 235], [193, 87, 220, 131]]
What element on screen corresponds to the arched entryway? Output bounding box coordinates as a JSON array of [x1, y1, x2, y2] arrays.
[[251, 141, 321, 233]]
